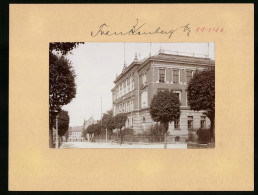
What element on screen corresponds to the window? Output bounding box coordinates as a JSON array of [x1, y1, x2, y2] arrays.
[[119, 85, 121, 97], [127, 78, 130, 91], [142, 72, 147, 85], [174, 119, 180, 130], [175, 136, 180, 142], [123, 81, 126, 94], [186, 70, 193, 84], [141, 91, 148, 108], [127, 101, 130, 112], [173, 91, 181, 102], [173, 69, 179, 83], [159, 69, 165, 83], [132, 78, 134, 90], [188, 116, 193, 129], [200, 116, 206, 129], [143, 117, 146, 123]]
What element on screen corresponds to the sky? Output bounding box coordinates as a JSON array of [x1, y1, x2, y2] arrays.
[[62, 42, 215, 126]]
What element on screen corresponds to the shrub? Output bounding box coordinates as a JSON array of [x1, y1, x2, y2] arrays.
[[119, 128, 134, 144], [148, 124, 165, 136], [197, 129, 211, 144]]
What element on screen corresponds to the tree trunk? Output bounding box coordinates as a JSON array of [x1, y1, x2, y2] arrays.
[[49, 127, 53, 148], [210, 116, 215, 144], [164, 123, 169, 149], [59, 136, 62, 147]]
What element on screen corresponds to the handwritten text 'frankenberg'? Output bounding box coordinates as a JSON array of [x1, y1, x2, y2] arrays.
[[91, 19, 191, 39]]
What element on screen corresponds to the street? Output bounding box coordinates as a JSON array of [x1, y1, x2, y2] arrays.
[[60, 141, 187, 149]]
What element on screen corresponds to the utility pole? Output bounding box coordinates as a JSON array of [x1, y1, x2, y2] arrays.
[[55, 115, 59, 149]]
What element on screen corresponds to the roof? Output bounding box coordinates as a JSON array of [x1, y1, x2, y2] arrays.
[[150, 53, 215, 65], [113, 52, 215, 84]]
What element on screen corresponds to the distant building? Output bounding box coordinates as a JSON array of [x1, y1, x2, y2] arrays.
[[111, 50, 215, 141], [83, 117, 97, 130], [67, 126, 84, 142]]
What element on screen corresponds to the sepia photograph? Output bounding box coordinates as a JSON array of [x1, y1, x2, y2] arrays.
[[49, 42, 215, 149]]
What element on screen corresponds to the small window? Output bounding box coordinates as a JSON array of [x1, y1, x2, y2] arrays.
[[186, 70, 193, 84], [200, 116, 206, 129], [159, 69, 165, 83], [188, 116, 193, 129], [143, 117, 146, 123], [175, 136, 180, 142], [174, 119, 180, 130], [127, 78, 130, 91], [142, 73, 147, 85], [173, 69, 179, 83], [173, 91, 181, 102]]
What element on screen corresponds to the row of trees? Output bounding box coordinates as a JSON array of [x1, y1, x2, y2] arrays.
[[82, 110, 129, 144], [49, 42, 83, 148]]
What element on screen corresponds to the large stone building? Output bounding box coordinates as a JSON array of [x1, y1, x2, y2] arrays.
[[67, 126, 84, 142], [111, 50, 215, 141]]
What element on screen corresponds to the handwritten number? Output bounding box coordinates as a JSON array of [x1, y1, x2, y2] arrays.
[[195, 27, 224, 33], [213, 27, 219, 32]]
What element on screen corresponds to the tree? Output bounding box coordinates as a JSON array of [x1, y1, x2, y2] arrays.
[[150, 90, 181, 149], [49, 53, 76, 147], [102, 109, 116, 139], [114, 113, 127, 144], [49, 42, 83, 148], [187, 69, 215, 143], [85, 123, 102, 142]]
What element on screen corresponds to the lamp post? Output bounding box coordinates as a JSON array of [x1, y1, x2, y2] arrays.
[[55, 115, 59, 148]]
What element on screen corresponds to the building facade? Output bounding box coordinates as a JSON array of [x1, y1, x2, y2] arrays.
[[67, 126, 84, 142], [111, 51, 215, 141]]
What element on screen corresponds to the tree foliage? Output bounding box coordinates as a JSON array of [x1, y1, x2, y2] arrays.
[[49, 42, 84, 55], [49, 53, 76, 127], [187, 69, 215, 119], [101, 109, 115, 133], [114, 113, 127, 130], [150, 90, 181, 124], [86, 123, 102, 136], [187, 69, 215, 141]]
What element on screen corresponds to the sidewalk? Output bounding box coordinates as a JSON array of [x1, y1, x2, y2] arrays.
[[60, 141, 187, 149]]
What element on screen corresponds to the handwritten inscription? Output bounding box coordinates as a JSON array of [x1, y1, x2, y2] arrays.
[[195, 27, 224, 33], [91, 19, 191, 39]]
